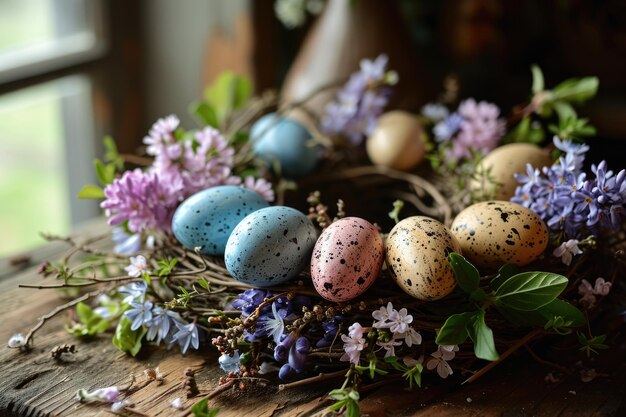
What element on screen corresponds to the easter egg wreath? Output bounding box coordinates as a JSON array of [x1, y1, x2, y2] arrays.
[[10, 58, 624, 415]]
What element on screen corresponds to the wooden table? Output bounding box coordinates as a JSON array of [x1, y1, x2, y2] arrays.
[[0, 220, 624, 417]]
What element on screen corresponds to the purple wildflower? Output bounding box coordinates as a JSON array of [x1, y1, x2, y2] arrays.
[[124, 301, 153, 331], [144, 115, 181, 162], [146, 307, 180, 344], [448, 99, 505, 160], [101, 168, 182, 233], [321, 54, 394, 144], [170, 321, 200, 354]]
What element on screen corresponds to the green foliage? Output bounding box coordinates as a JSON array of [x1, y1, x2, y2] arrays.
[[103, 135, 124, 171], [77, 184, 104, 199], [466, 310, 499, 361], [531, 64, 544, 94], [402, 363, 423, 389], [449, 253, 480, 295], [490, 264, 520, 290], [197, 278, 210, 291], [388, 200, 405, 224], [191, 71, 253, 129], [497, 298, 585, 328], [329, 388, 360, 417], [494, 272, 568, 311], [112, 317, 146, 356], [577, 333, 608, 357], [94, 159, 116, 185], [504, 116, 545, 144], [156, 258, 178, 276], [356, 357, 388, 379], [548, 117, 596, 141], [66, 302, 110, 337], [436, 312, 475, 345], [191, 398, 219, 417]]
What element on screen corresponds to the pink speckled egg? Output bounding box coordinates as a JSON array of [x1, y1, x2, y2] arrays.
[[311, 217, 384, 302]]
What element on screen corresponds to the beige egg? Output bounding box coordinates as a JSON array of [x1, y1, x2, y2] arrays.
[[472, 143, 552, 200], [366, 111, 426, 171], [386, 216, 462, 300], [451, 201, 548, 271]]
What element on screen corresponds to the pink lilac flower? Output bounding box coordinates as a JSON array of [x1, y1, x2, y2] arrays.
[[448, 98, 505, 160], [578, 277, 612, 307], [426, 345, 457, 379], [389, 307, 413, 334], [243, 176, 275, 202], [124, 255, 149, 277], [372, 302, 396, 328], [101, 168, 182, 233], [144, 115, 181, 162], [340, 322, 366, 365], [553, 239, 583, 266], [593, 278, 611, 296], [376, 337, 403, 358], [321, 54, 394, 145]]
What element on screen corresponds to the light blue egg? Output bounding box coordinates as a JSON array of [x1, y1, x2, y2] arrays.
[[225, 206, 318, 287], [250, 113, 318, 177], [172, 186, 270, 256]]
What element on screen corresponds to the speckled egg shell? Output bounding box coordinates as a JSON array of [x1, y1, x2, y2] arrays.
[[471, 143, 552, 200], [386, 216, 462, 301], [311, 217, 384, 302], [224, 206, 318, 287], [451, 201, 549, 270], [172, 186, 270, 256]]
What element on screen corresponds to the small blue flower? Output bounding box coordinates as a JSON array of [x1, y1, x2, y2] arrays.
[[278, 363, 295, 380], [258, 302, 286, 344], [111, 227, 141, 255], [171, 321, 199, 354], [218, 350, 241, 373], [124, 301, 153, 331], [146, 307, 180, 344], [118, 281, 148, 303], [433, 113, 463, 143]]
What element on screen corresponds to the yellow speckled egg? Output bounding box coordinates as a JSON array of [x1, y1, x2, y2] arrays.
[[472, 143, 552, 200], [386, 216, 462, 301], [451, 201, 548, 270], [366, 111, 426, 171]]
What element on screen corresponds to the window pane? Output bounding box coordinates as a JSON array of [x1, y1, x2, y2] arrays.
[[0, 81, 69, 256]]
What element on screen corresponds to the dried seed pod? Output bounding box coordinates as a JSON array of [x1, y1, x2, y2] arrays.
[[51, 344, 77, 359], [182, 368, 199, 398]]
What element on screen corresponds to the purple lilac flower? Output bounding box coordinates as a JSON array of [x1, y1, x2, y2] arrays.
[[448, 99, 505, 160], [170, 321, 199, 354], [219, 350, 241, 373], [512, 136, 626, 238], [144, 115, 181, 161], [316, 316, 342, 348], [124, 301, 153, 331], [320, 54, 393, 145], [288, 336, 310, 373], [231, 289, 271, 316], [101, 168, 182, 233], [278, 363, 295, 380]]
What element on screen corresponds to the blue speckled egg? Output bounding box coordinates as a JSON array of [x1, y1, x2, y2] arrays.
[[172, 186, 270, 256], [250, 113, 318, 178], [224, 206, 317, 286]]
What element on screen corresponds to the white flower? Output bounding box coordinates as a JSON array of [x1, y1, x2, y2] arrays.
[[7, 333, 26, 348], [111, 400, 132, 413], [593, 278, 611, 296], [340, 322, 366, 365], [258, 361, 280, 375], [259, 302, 285, 345], [426, 346, 457, 379], [124, 255, 149, 277], [553, 239, 583, 266], [372, 302, 397, 328], [389, 308, 413, 334], [397, 327, 422, 347], [170, 397, 184, 410], [376, 338, 403, 358]]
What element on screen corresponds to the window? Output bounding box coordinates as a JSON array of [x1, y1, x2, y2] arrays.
[[0, 0, 106, 256]]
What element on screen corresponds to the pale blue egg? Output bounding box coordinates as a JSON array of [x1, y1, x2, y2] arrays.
[[250, 113, 318, 177], [225, 206, 318, 286], [172, 186, 270, 256]]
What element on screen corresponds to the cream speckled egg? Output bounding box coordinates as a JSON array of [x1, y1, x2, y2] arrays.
[[366, 111, 426, 171], [472, 143, 552, 200], [386, 216, 462, 301], [311, 217, 384, 302], [451, 201, 548, 270]]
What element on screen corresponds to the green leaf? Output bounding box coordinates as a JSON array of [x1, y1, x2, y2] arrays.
[[435, 312, 474, 345], [552, 101, 577, 122], [191, 398, 219, 417], [449, 252, 480, 294], [76, 302, 95, 324], [94, 159, 116, 185], [531, 65, 544, 94], [112, 318, 146, 356], [190, 101, 219, 128], [77, 184, 105, 199], [103, 135, 124, 170], [490, 264, 520, 290], [467, 310, 499, 361], [552, 76, 599, 103], [495, 272, 568, 311], [497, 298, 585, 328], [198, 278, 210, 291], [204, 72, 253, 124]]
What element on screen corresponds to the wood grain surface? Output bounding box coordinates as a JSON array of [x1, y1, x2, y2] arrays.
[[0, 221, 624, 417]]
